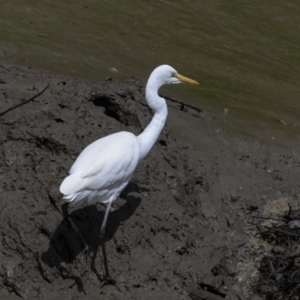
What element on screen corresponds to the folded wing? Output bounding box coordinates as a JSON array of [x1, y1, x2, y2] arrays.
[[60, 132, 140, 198]]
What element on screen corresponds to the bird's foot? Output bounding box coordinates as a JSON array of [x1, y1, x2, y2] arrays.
[[76, 243, 89, 259], [100, 275, 116, 289]]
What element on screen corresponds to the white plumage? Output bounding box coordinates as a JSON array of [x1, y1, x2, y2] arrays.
[[60, 132, 139, 205], [60, 65, 199, 235]]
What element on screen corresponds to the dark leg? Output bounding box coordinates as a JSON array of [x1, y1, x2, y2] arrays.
[[99, 239, 116, 288], [62, 203, 89, 259], [100, 201, 112, 236], [99, 201, 115, 288]]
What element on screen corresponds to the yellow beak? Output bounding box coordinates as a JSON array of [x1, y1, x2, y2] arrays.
[[175, 72, 200, 85]]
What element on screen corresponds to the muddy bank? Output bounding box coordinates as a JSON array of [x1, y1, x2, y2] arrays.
[[1, 62, 300, 299]]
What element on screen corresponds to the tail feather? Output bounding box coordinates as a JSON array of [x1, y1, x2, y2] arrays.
[[60, 174, 86, 199]]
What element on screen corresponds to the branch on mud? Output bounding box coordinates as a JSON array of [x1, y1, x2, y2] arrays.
[[159, 94, 202, 113], [262, 225, 300, 238], [267, 257, 278, 281], [253, 215, 284, 222], [0, 84, 50, 117]]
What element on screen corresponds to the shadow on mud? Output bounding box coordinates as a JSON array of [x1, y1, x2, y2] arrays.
[[41, 182, 143, 290]]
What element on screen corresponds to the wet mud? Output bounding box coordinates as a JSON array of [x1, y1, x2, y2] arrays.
[[1, 62, 300, 299]]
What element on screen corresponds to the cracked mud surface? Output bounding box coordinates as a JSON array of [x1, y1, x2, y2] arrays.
[[1, 62, 300, 299]]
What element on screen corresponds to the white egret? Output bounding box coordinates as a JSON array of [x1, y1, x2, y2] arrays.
[[60, 65, 199, 239]]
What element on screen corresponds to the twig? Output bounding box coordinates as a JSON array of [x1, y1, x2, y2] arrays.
[[253, 215, 285, 222], [159, 94, 202, 113], [288, 282, 300, 298], [267, 257, 278, 281], [0, 84, 50, 117], [263, 225, 300, 238]]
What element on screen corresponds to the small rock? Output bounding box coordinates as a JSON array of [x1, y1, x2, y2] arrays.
[[226, 263, 237, 277], [289, 220, 300, 229], [175, 246, 187, 255], [272, 245, 285, 254], [230, 191, 240, 202]]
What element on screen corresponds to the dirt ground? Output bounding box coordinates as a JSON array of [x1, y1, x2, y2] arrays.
[[1, 61, 300, 300]]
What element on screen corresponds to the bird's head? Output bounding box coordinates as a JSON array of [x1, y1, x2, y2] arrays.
[[150, 64, 200, 87], [145, 64, 199, 111]]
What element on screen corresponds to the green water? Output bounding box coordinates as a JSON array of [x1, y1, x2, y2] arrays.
[[1, 1, 300, 146]]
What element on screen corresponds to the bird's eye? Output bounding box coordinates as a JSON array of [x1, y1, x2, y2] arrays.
[[171, 72, 176, 77]]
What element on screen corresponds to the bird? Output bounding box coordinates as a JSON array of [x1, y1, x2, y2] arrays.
[[60, 65, 199, 241]]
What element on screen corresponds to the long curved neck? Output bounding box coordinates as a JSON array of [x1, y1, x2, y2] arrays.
[[137, 80, 168, 161]]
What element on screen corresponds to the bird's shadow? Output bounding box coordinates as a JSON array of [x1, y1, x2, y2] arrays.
[[41, 182, 145, 288]]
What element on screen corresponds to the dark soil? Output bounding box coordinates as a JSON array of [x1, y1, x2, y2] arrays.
[[1, 61, 300, 299]]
